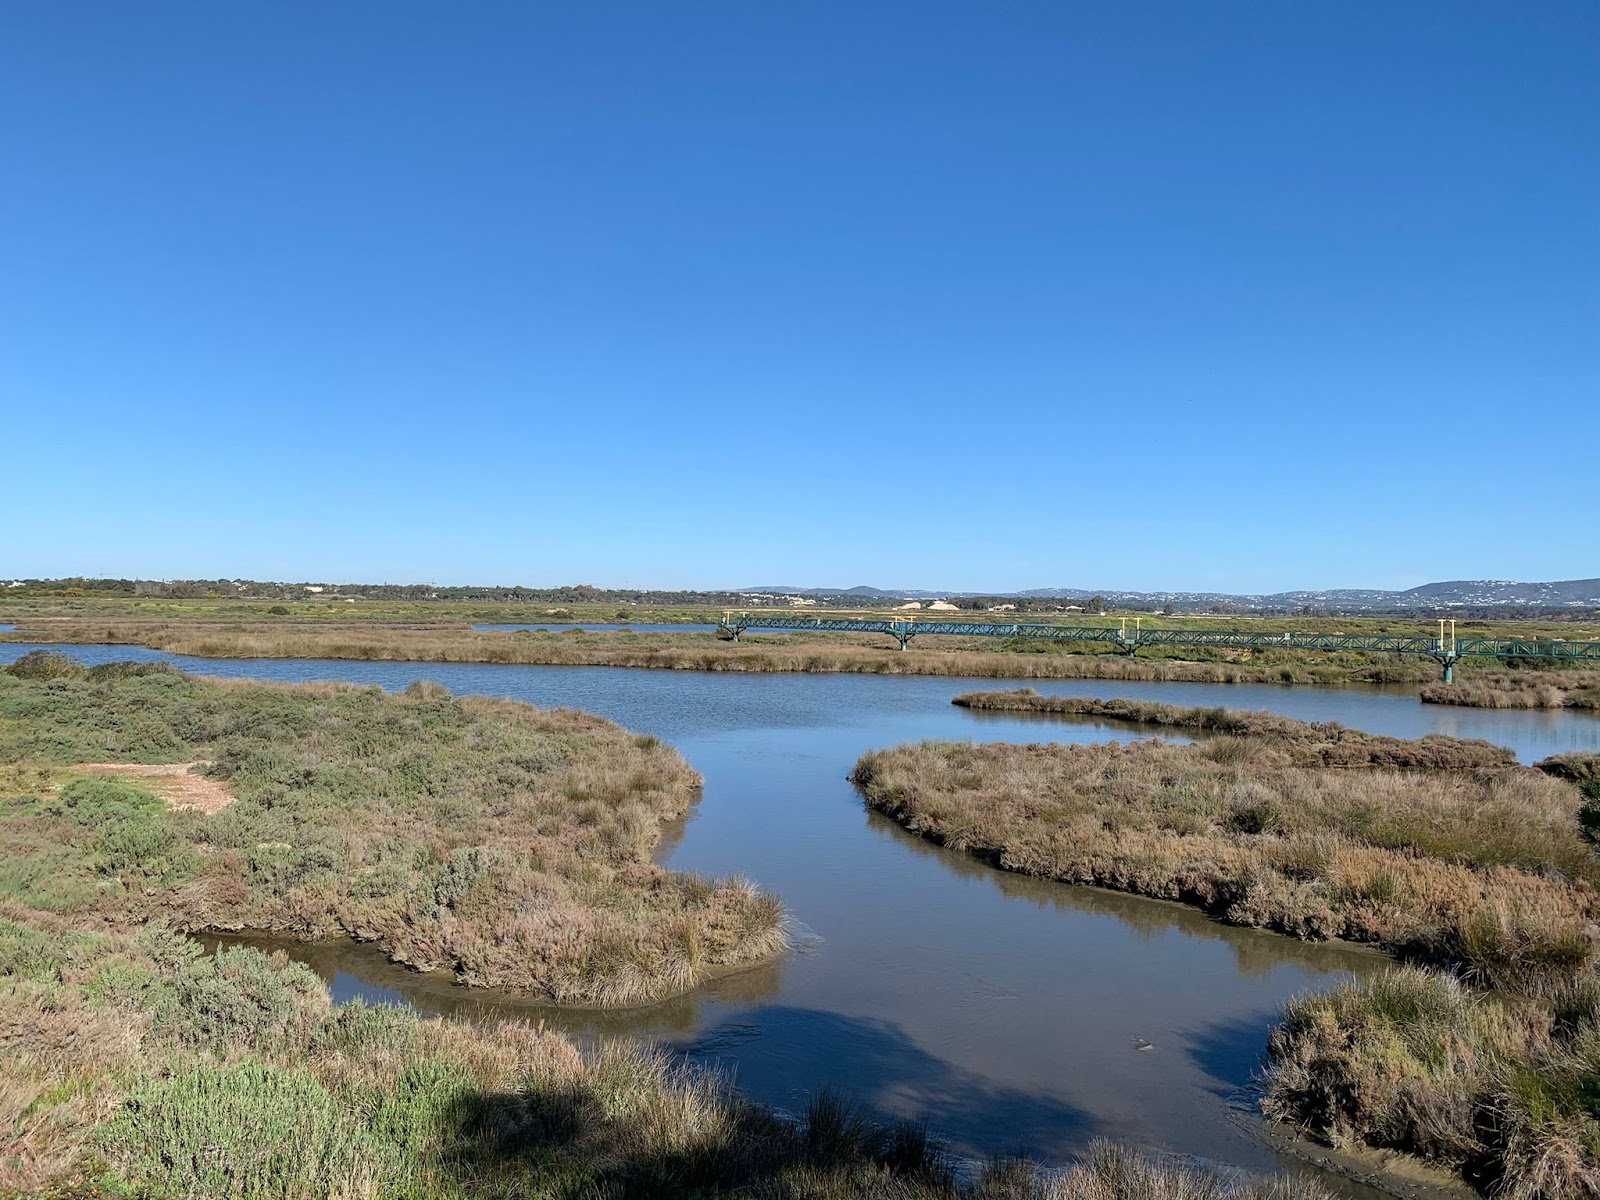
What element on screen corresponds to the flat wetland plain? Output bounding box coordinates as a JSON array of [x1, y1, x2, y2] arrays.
[[3, 651, 1376, 1200], [4, 609, 1600, 1199], [6, 598, 1599, 695]]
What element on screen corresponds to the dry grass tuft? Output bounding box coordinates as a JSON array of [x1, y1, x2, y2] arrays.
[[1424, 671, 1600, 711], [1265, 967, 1600, 1200]]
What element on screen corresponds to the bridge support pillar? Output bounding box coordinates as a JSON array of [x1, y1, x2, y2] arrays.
[[896, 634, 911, 651], [1436, 656, 1457, 683]]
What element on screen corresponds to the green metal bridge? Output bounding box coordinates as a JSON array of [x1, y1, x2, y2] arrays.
[[715, 613, 1600, 681]]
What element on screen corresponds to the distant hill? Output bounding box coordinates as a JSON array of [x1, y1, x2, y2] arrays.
[[1402, 579, 1600, 604], [1020, 578, 1600, 610], [735, 578, 1600, 612]]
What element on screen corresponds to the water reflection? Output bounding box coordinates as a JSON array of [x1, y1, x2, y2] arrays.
[[864, 810, 1382, 983], [205, 930, 788, 1037], [686, 1005, 1099, 1155]]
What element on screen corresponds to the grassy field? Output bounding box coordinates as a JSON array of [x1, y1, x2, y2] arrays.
[[854, 694, 1600, 1197], [3, 593, 1596, 643], [0, 651, 785, 1005], [0, 593, 731, 625]]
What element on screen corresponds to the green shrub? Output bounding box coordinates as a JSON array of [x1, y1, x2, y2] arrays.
[[6, 649, 85, 680], [101, 1062, 390, 1199], [135, 928, 326, 1054], [85, 660, 180, 682], [366, 1058, 481, 1164], [312, 999, 416, 1056], [55, 777, 190, 881]]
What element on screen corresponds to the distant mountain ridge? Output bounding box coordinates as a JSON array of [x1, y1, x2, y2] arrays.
[[735, 578, 1600, 611]]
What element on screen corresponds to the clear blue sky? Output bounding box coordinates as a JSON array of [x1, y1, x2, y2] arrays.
[[4, 3, 1595, 593]]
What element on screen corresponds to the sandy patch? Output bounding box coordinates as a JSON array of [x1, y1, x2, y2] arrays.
[[70, 762, 234, 815]]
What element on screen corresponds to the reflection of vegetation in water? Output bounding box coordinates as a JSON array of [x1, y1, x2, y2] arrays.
[[206, 929, 788, 1042], [862, 809, 1378, 982]]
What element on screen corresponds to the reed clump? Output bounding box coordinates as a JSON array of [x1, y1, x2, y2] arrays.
[[0, 656, 785, 1004], [853, 708, 1597, 990], [0, 907, 1331, 1199], [1423, 671, 1600, 711], [1265, 968, 1600, 1200]]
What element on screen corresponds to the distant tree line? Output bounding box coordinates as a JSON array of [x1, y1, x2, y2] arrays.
[[3, 578, 1595, 621]]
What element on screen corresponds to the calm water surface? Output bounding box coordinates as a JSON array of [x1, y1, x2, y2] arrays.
[[9, 643, 1598, 1193]]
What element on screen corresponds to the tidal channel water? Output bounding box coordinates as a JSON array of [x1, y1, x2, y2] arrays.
[[9, 643, 1600, 1194]]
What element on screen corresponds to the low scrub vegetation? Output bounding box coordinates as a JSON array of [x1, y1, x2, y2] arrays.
[[0, 652, 784, 1004], [859, 698, 1600, 1196], [1424, 671, 1600, 711]]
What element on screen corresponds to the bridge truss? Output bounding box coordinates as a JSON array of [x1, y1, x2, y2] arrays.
[[715, 614, 1600, 681]]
